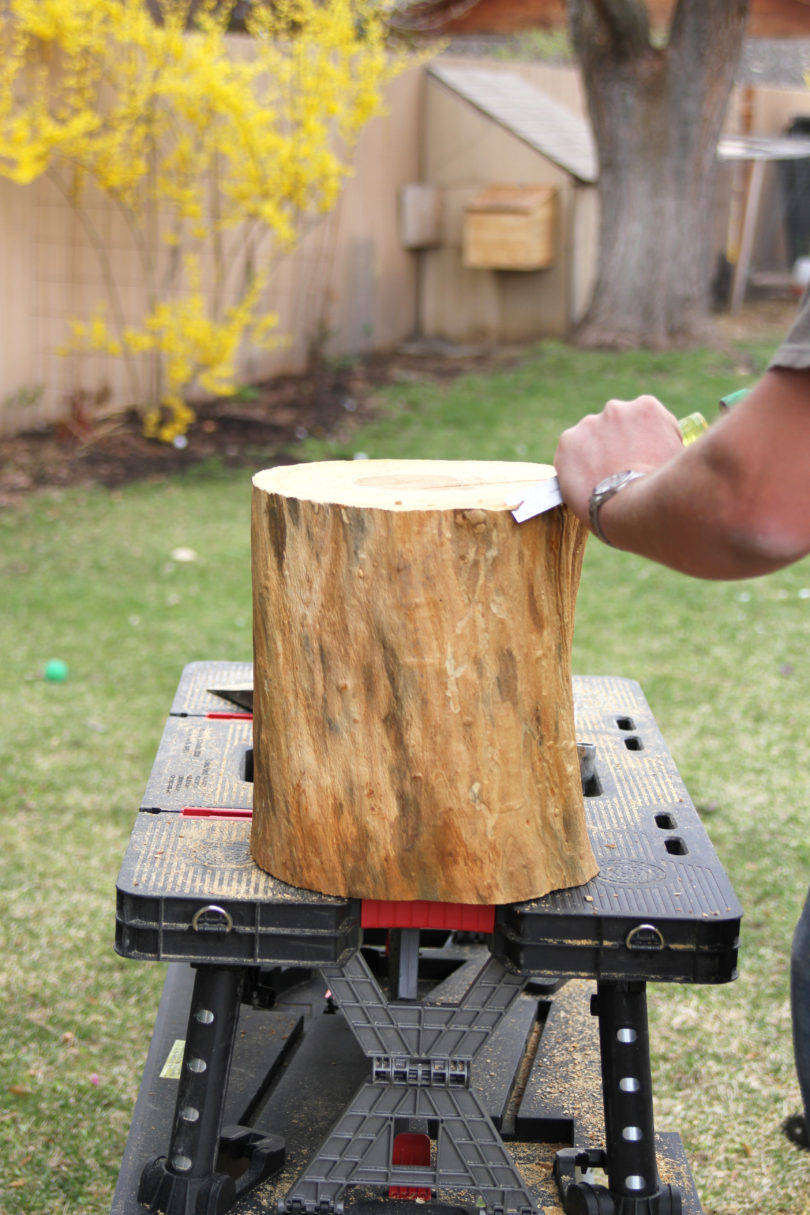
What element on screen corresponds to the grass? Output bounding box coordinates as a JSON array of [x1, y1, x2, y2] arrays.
[[1, 470, 254, 1212], [3, 322, 810, 1214]]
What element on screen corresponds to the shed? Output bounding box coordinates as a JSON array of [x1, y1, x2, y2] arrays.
[[412, 62, 599, 345]]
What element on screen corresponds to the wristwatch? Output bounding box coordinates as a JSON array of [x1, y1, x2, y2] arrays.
[[588, 470, 646, 545]]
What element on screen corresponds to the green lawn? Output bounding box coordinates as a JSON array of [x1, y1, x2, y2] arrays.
[[3, 327, 809, 1214]]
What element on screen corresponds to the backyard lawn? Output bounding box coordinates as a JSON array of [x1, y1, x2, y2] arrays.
[[3, 313, 810, 1214]]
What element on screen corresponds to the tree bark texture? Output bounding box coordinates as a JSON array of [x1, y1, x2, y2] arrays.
[[567, 0, 750, 348], [250, 460, 596, 904]]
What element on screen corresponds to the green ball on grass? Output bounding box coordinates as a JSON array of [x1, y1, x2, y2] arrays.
[[44, 659, 69, 682]]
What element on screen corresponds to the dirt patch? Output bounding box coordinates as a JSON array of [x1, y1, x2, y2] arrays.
[[0, 299, 797, 509], [0, 343, 523, 509]]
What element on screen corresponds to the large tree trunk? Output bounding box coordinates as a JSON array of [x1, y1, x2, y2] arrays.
[[251, 459, 596, 905], [568, 0, 749, 348]]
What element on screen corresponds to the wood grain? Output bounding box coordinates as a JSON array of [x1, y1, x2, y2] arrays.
[[251, 459, 597, 903]]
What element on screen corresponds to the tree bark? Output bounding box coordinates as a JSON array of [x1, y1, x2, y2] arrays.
[[251, 459, 596, 904], [568, 0, 749, 348]]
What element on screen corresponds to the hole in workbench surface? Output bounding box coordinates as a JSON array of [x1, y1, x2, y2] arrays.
[[623, 736, 643, 751], [242, 748, 254, 782], [582, 771, 602, 798], [665, 837, 688, 856], [578, 743, 601, 797], [655, 813, 677, 830], [616, 716, 635, 731]]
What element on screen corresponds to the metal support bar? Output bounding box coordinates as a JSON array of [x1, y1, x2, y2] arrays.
[[138, 965, 284, 1215], [597, 981, 660, 1200], [730, 157, 766, 314], [559, 981, 682, 1215], [390, 928, 421, 1001]]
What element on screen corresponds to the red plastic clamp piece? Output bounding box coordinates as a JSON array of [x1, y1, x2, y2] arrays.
[[361, 899, 495, 933]]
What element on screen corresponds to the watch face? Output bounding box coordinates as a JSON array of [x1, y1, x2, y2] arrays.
[[594, 471, 633, 497], [589, 470, 644, 545]]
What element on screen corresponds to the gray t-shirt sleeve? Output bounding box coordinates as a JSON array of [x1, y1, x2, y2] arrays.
[[769, 290, 810, 369]]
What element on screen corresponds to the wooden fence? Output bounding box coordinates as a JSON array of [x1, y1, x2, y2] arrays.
[[0, 53, 806, 438]]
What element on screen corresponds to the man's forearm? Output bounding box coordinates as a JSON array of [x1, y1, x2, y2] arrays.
[[594, 447, 794, 579], [555, 369, 810, 581]]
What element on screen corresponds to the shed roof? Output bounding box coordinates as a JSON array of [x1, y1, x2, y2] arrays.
[[428, 62, 598, 183]]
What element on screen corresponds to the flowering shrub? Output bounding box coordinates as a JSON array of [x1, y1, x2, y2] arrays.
[[0, 0, 404, 441]]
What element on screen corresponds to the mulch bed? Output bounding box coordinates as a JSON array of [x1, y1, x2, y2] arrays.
[[0, 344, 516, 508], [0, 299, 797, 509]]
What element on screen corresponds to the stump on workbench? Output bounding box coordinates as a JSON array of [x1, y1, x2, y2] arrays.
[[250, 459, 596, 904]]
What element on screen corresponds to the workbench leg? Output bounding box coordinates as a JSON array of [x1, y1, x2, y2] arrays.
[[729, 157, 766, 314], [137, 964, 284, 1215], [560, 981, 682, 1215]]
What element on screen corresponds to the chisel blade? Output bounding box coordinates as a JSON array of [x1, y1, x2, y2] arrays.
[[509, 476, 563, 522], [207, 685, 254, 711]]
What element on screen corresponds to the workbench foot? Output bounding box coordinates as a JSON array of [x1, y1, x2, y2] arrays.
[[558, 1173, 681, 1214], [138, 1128, 284, 1215], [138, 1156, 234, 1215], [562, 1185, 681, 1214], [556, 1149, 682, 1215]]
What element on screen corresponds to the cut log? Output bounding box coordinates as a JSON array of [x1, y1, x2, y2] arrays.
[[250, 459, 597, 904]]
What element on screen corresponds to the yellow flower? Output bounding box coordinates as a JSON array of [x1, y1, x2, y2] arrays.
[[0, 0, 413, 438]]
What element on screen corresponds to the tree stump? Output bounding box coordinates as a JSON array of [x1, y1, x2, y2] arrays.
[[250, 459, 597, 904]]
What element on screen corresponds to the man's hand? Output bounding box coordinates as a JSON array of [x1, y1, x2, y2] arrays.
[[554, 395, 684, 528], [552, 369, 810, 577]]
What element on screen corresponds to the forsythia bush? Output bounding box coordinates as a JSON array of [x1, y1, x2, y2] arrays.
[[0, 0, 404, 441]]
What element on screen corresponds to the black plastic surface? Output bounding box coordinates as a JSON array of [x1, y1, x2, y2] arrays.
[[140, 716, 253, 814], [111, 965, 706, 1215], [111, 662, 726, 1215], [494, 676, 742, 984], [117, 664, 741, 982], [170, 660, 253, 717], [116, 813, 360, 964]]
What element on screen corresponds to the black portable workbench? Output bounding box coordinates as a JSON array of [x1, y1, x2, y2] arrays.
[[111, 662, 742, 1215]]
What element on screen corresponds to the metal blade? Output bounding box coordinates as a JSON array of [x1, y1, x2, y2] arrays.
[[509, 476, 563, 522], [207, 685, 254, 712]]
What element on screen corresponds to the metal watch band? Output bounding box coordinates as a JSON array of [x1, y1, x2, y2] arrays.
[[588, 470, 646, 545]]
